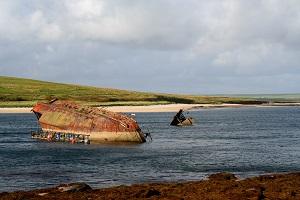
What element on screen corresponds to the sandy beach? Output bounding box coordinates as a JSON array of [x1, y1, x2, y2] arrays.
[[0, 107, 32, 113], [0, 103, 245, 114], [104, 103, 245, 113], [1, 103, 300, 114]]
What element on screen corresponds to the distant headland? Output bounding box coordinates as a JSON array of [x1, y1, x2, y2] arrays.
[[1, 76, 300, 110]]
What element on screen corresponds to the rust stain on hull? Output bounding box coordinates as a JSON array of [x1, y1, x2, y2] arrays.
[[32, 100, 146, 143]]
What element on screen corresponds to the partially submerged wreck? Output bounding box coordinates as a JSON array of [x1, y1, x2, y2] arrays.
[[32, 100, 146, 143], [170, 109, 193, 126]]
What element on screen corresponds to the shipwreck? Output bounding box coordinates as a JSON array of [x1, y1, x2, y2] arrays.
[[31, 100, 146, 143], [170, 109, 193, 126]]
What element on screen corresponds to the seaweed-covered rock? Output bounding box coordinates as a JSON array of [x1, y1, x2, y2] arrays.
[[57, 182, 92, 193], [208, 172, 237, 181]]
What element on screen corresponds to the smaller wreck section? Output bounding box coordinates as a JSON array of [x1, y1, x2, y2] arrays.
[[32, 100, 146, 143], [170, 109, 194, 126]]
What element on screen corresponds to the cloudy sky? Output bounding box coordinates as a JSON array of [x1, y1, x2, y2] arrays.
[[1, 0, 300, 94]]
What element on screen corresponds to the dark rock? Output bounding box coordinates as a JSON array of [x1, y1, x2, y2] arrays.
[[291, 191, 296, 196], [208, 172, 237, 181], [57, 182, 92, 193], [135, 188, 161, 198], [257, 187, 265, 200], [145, 189, 161, 198]]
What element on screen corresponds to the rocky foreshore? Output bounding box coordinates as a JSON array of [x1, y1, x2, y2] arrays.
[[0, 172, 299, 200]]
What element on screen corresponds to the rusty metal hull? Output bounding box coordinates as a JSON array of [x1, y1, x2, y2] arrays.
[[32, 100, 146, 143]]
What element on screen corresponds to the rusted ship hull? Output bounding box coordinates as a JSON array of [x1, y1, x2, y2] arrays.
[[32, 100, 146, 143]]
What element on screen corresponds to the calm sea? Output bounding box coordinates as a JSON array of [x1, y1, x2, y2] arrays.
[[0, 107, 299, 192]]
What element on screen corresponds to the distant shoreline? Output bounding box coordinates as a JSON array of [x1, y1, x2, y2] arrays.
[[1, 103, 300, 114]]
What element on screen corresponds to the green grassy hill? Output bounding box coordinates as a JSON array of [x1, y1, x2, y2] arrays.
[[0, 76, 269, 107]]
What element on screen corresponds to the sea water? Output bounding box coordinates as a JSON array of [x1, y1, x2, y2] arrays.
[[0, 107, 299, 192]]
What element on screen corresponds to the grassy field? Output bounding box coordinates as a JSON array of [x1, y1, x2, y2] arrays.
[[222, 94, 300, 102], [0, 76, 291, 108]]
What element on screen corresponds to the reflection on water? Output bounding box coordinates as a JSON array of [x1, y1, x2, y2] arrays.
[[0, 107, 300, 191]]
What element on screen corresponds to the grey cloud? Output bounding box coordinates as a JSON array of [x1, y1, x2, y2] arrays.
[[0, 0, 204, 48], [1, 0, 300, 94]]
